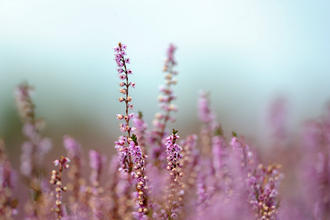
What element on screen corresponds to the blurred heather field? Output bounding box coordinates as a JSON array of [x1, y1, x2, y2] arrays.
[[1, 1, 330, 220]]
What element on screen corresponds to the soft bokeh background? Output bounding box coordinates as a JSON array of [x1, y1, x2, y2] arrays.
[[0, 0, 330, 218]]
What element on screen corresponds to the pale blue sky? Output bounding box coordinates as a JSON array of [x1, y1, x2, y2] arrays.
[[1, 0, 330, 155]]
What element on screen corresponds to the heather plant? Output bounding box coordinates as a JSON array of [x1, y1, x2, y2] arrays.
[[0, 139, 18, 220], [300, 110, 330, 219], [62, 135, 83, 203], [14, 83, 53, 219], [50, 156, 70, 219], [148, 44, 178, 166], [2, 41, 330, 220]]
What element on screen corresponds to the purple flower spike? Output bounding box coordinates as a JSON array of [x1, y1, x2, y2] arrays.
[[149, 44, 179, 166], [50, 156, 70, 219], [0, 139, 19, 218], [161, 130, 185, 219]]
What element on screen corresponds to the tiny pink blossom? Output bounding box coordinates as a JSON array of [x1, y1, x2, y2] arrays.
[[119, 74, 126, 80], [125, 58, 131, 64], [130, 82, 136, 88], [53, 160, 60, 166], [127, 69, 133, 74], [117, 61, 124, 67], [113, 46, 120, 52], [115, 54, 122, 60], [128, 104, 134, 109], [117, 114, 124, 120], [64, 157, 71, 163], [119, 88, 127, 94]]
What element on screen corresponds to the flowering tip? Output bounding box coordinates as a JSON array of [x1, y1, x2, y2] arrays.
[[53, 160, 60, 166], [113, 46, 120, 53], [119, 74, 126, 80]]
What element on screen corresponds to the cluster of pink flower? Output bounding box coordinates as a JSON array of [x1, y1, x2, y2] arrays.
[[2, 42, 330, 220]]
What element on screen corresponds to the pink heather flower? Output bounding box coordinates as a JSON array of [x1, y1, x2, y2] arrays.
[[127, 69, 132, 74], [113, 46, 120, 52], [230, 136, 242, 150], [117, 68, 124, 73], [64, 157, 71, 163], [125, 58, 131, 64], [128, 104, 134, 110], [118, 97, 125, 102], [115, 53, 122, 60], [119, 74, 126, 80], [119, 82, 126, 87], [119, 124, 127, 133], [122, 44, 127, 50], [53, 160, 60, 166], [130, 82, 136, 88], [157, 95, 168, 102], [166, 44, 177, 64], [117, 114, 124, 120], [117, 61, 124, 67], [119, 88, 127, 94]]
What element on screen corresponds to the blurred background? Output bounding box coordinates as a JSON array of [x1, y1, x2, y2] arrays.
[[0, 0, 330, 218]]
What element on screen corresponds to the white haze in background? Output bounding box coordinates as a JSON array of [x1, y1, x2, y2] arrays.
[[0, 0, 330, 150]]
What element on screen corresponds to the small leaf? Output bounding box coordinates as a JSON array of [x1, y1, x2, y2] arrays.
[[131, 134, 138, 145]]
